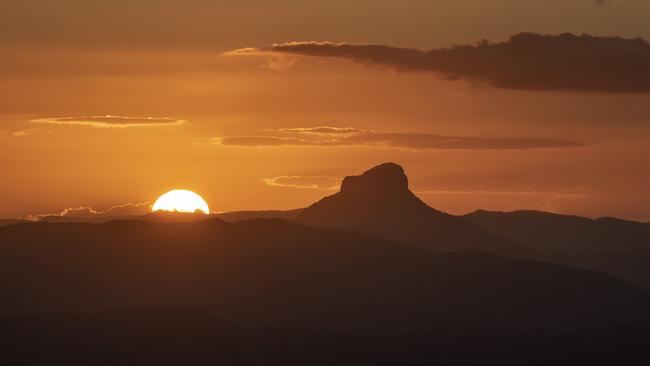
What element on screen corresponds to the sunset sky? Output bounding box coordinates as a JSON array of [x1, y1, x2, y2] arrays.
[[2, 0, 650, 221]]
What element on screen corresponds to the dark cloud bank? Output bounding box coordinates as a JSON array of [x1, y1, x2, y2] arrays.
[[259, 33, 650, 92]]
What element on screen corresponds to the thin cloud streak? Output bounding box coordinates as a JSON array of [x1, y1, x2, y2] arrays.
[[217, 126, 582, 150], [278, 126, 369, 135], [31, 115, 185, 128], [263, 176, 342, 190]]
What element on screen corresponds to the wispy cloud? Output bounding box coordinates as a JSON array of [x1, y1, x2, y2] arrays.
[[26, 202, 151, 221], [229, 32, 650, 93], [12, 127, 45, 137], [0, 127, 49, 141], [216, 136, 318, 146], [263, 176, 342, 190], [277, 126, 369, 135], [31, 115, 185, 128], [217, 126, 581, 150]]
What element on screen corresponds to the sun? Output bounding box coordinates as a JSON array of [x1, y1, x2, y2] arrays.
[[152, 190, 210, 214]]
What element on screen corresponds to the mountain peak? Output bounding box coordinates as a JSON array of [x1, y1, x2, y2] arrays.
[[297, 162, 529, 257], [341, 162, 408, 195]]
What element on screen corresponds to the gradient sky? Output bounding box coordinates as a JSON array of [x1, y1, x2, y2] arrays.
[[2, 0, 650, 221]]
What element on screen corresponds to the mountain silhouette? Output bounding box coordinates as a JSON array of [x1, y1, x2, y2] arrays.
[[216, 209, 302, 222], [296, 163, 528, 257], [1, 218, 649, 364], [0, 218, 25, 227], [463, 209, 650, 289], [1, 218, 648, 332], [10, 209, 302, 226], [538, 245, 650, 291], [464, 209, 650, 252]]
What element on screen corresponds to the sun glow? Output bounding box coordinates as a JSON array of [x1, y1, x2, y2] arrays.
[[152, 190, 210, 214]]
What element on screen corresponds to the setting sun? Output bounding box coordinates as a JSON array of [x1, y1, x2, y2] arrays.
[[152, 189, 210, 214]]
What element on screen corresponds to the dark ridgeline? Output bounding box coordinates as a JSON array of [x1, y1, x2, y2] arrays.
[[296, 163, 529, 257], [465, 209, 650, 290], [1, 220, 650, 363], [464, 209, 650, 252], [216, 209, 303, 222], [0, 218, 25, 227], [1, 163, 650, 364]]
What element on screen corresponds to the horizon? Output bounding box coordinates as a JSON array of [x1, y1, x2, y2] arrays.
[[5, 161, 650, 224]]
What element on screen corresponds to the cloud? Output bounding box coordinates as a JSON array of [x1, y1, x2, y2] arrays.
[[12, 127, 45, 137], [222, 47, 264, 56], [30, 115, 185, 128], [277, 126, 369, 135], [265, 55, 298, 70], [232, 33, 650, 92], [263, 176, 342, 190], [217, 126, 581, 150], [0, 127, 49, 141], [216, 136, 318, 146], [26, 202, 151, 221]]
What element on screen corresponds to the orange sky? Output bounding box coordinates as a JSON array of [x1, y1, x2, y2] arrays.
[[1, 0, 650, 221]]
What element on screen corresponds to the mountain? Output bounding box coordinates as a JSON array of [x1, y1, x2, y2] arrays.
[[296, 163, 528, 257], [464, 209, 650, 252], [216, 209, 302, 222], [539, 246, 650, 291], [0, 218, 26, 227], [2, 218, 649, 363], [462, 210, 650, 289], [2, 209, 303, 227], [1, 219, 648, 331]]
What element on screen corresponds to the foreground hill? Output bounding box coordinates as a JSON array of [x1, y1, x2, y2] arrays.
[[0, 219, 648, 331], [1, 218, 649, 363], [296, 163, 528, 257]]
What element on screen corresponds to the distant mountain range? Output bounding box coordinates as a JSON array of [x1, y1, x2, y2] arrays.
[[461, 209, 650, 289], [0, 209, 303, 227], [3, 162, 649, 291], [216, 209, 302, 222], [464, 209, 650, 252]]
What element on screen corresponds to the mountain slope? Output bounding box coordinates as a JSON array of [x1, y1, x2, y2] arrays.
[[296, 163, 528, 257], [464, 209, 650, 252], [0, 218, 648, 334], [463, 209, 650, 289], [0, 219, 25, 227], [216, 209, 303, 222], [2, 218, 650, 364]]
